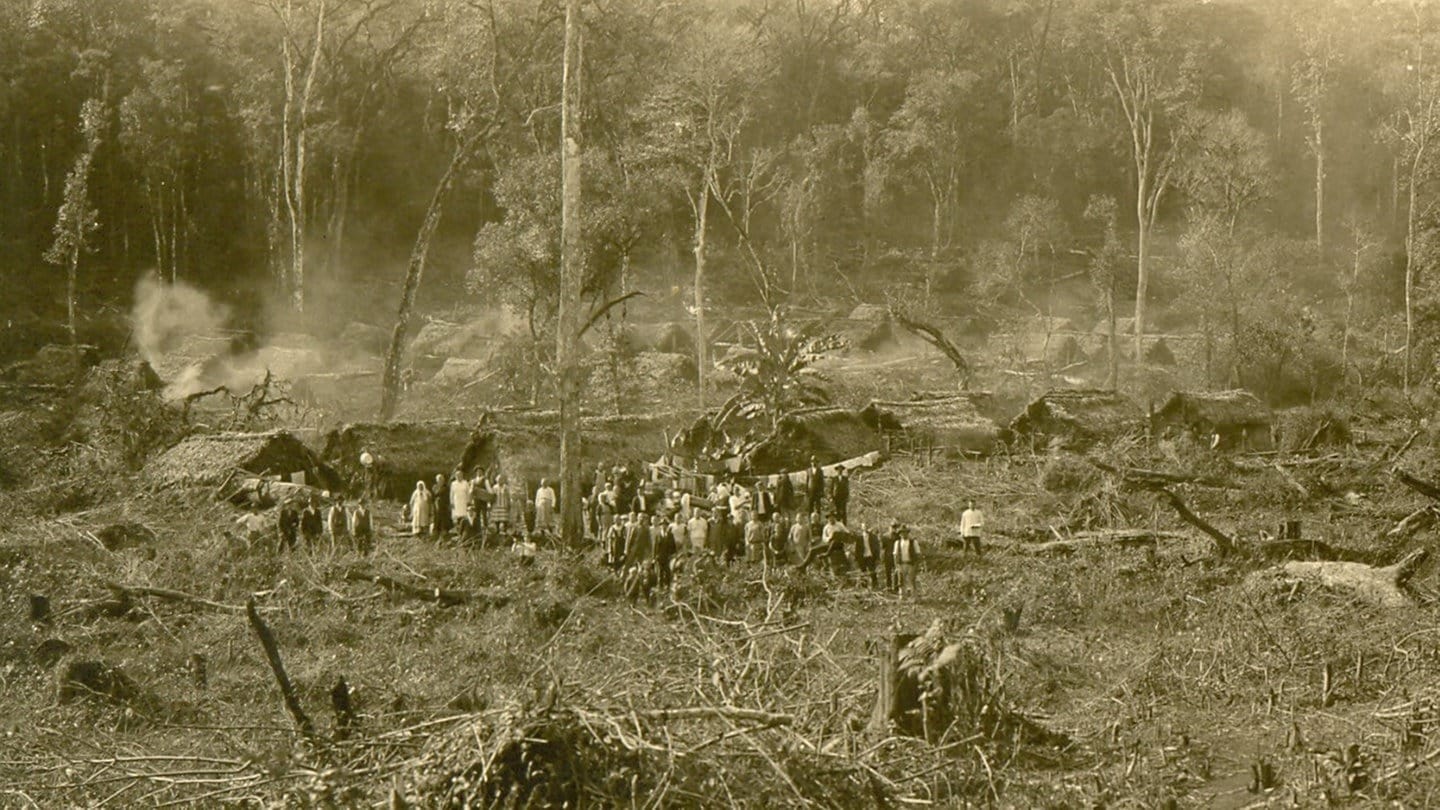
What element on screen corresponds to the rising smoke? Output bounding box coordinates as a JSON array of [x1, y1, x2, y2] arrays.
[[131, 275, 272, 401]]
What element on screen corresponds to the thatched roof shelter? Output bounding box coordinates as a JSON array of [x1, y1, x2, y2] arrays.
[[323, 421, 477, 500], [1154, 389, 1274, 450], [1010, 389, 1143, 450], [147, 431, 339, 490], [458, 410, 674, 490], [741, 407, 883, 474], [860, 395, 1000, 456]]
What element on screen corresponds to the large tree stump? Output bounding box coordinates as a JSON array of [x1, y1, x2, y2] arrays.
[[1272, 549, 1429, 608], [868, 632, 920, 736]]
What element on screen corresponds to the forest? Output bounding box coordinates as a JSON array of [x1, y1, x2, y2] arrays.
[[2, 0, 1439, 407]]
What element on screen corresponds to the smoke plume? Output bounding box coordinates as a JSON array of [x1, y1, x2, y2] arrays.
[[131, 276, 270, 401]]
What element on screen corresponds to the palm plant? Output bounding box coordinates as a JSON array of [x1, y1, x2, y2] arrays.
[[717, 307, 845, 431]]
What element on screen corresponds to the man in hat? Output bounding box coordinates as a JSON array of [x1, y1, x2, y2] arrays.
[[806, 457, 826, 516]]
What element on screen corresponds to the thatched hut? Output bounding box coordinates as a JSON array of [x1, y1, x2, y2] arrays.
[[458, 410, 674, 493], [860, 395, 1000, 457], [1153, 389, 1274, 451], [741, 407, 883, 474], [147, 431, 339, 490], [1009, 389, 1144, 451], [322, 421, 477, 500]]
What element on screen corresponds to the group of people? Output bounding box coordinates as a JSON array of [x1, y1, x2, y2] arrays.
[[261, 493, 374, 554], [584, 456, 987, 606], [404, 469, 561, 545]]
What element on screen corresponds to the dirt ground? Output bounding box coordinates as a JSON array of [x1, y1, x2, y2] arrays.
[[4, 338, 1440, 807]]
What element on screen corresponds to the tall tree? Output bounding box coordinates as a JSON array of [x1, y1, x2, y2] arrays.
[[45, 97, 106, 345], [1090, 0, 1200, 363], [556, 0, 584, 545]]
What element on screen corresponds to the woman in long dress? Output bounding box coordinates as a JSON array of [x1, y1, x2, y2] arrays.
[[408, 481, 432, 537], [491, 474, 512, 535], [534, 478, 557, 533]]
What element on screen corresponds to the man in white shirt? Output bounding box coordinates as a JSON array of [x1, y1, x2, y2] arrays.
[[687, 509, 709, 553], [960, 500, 984, 555]]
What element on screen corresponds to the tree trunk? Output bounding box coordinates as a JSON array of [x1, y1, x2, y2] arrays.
[[1314, 117, 1325, 255], [1106, 292, 1119, 390], [379, 130, 483, 420], [66, 250, 78, 345], [1404, 142, 1425, 394], [694, 181, 709, 410], [556, 0, 585, 546], [1134, 171, 1149, 365]]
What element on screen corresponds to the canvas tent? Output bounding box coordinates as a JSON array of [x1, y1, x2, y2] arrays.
[[1153, 389, 1274, 451], [1010, 389, 1144, 451], [147, 431, 339, 490]]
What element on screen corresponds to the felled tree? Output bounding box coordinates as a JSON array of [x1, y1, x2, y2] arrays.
[[718, 307, 843, 432], [45, 97, 106, 346]]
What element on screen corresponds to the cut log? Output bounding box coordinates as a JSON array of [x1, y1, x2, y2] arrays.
[[1272, 549, 1429, 608], [29, 594, 50, 622]]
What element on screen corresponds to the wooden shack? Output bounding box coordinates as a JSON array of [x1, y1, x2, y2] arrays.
[[1152, 389, 1274, 451], [1009, 389, 1144, 451]]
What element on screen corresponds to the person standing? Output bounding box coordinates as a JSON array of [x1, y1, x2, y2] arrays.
[[299, 496, 324, 546], [350, 500, 374, 555], [535, 478, 558, 534], [775, 472, 795, 515], [854, 521, 881, 588], [654, 515, 677, 594], [882, 519, 900, 592], [753, 479, 775, 523], [831, 468, 851, 523], [407, 481, 432, 538], [325, 495, 348, 550], [235, 505, 268, 547], [687, 508, 709, 554], [623, 511, 652, 567], [823, 515, 850, 577], [471, 471, 491, 543], [744, 513, 765, 563], [960, 500, 985, 555], [277, 499, 300, 552], [630, 486, 652, 517], [894, 526, 921, 599], [605, 516, 627, 571], [451, 471, 473, 541], [491, 474, 513, 537], [806, 458, 826, 516], [788, 512, 811, 565], [432, 473, 451, 538]]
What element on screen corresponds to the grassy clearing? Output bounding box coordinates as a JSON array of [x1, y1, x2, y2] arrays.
[[8, 394, 1440, 806]]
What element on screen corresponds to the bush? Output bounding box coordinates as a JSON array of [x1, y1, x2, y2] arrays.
[[1041, 455, 1099, 493], [1276, 405, 1353, 452]]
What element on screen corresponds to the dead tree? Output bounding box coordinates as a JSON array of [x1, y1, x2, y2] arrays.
[[247, 598, 316, 742], [888, 309, 972, 389]]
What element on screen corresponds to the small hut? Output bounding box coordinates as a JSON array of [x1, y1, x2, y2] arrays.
[[860, 395, 1000, 457], [1153, 390, 1274, 451], [322, 421, 477, 500], [147, 431, 339, 490], [1010, 389, 1144, 451], [458, 410, 674, 494], [741, 407, 884, 474]]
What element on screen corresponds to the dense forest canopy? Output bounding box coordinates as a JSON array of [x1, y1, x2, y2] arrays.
[[3, 0, 1440, 399]]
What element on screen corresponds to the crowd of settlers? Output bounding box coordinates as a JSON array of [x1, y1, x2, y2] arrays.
[[247, 453, 987, 604]]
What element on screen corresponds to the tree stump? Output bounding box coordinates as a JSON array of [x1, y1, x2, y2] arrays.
[[28, 594, 49, 623], [1272, 549, 1429, 608], [868, 632, 920, 736]]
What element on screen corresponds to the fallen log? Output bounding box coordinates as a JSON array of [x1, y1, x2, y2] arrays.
[[343, 569, 510, 608], [247, 597, 317, 742], [1156, 488, 1237, 558], [1010, 530, 1173, 556], [105, 582, 246, 614], [1269, 549, 1429, 608], [1088, 459, 1240, 490], [1393, 469, 1440, 502], [1388, 507, 1438, 539], [228, 477, 330, 506]]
